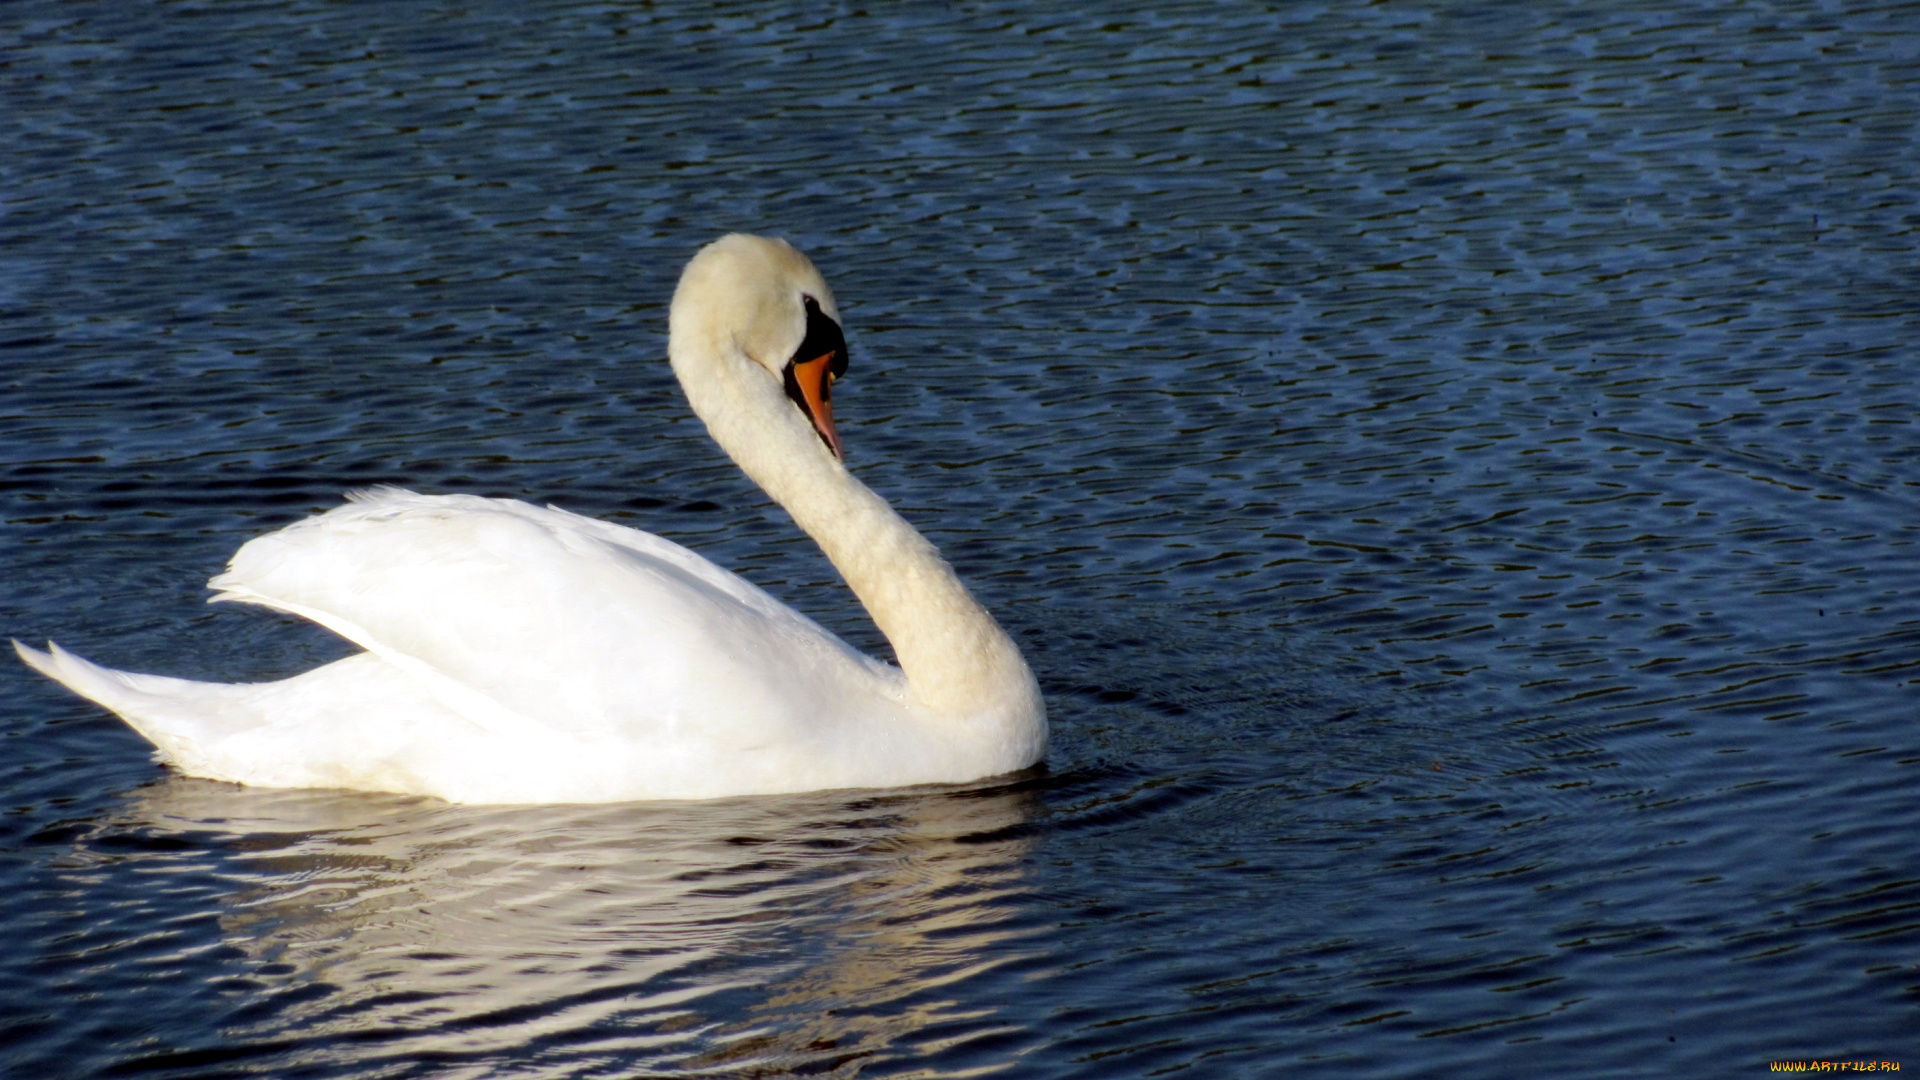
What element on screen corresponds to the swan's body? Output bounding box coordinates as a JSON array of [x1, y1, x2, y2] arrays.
[[15, 234, 1046, 803]]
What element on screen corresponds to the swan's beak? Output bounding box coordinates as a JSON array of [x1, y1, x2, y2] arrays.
[[788, 352, 844, 461], [785, 295, 850, 461]]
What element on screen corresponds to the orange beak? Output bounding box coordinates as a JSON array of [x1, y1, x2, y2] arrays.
[[789, 351, 844, 461]]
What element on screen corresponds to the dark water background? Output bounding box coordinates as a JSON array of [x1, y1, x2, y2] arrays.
[[4, 1, 1919, 1076]]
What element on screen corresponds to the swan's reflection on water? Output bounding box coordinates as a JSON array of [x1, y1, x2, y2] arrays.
[[102, 775, 1048, 1075]]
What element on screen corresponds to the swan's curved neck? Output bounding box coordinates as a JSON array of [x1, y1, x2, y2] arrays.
[[674, 335, 1040, 724]]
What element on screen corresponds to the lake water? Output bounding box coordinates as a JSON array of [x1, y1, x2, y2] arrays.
[[4, 1, 1918, 1075]]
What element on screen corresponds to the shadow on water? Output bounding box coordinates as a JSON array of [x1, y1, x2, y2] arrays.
[[26, 778, 1048, 1077]]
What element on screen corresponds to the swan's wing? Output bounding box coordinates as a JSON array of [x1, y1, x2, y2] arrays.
[[207, 489, 902, 746]]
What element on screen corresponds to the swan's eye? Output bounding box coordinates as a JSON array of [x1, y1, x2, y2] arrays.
[[797, 296, 850, 381]]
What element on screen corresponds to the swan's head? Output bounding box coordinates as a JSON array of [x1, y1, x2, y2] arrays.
[[669, 234, 851, 460]]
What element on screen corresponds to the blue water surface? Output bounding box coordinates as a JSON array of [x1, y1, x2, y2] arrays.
[[3, 1, 1918, 1076]]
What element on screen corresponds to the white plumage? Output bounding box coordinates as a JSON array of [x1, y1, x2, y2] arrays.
[[16, 234, 1047, 802]]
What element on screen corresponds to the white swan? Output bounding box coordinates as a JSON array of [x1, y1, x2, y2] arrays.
[[14, 234, 1047, 803]]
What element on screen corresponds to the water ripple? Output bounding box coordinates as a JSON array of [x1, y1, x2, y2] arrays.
[[4, 0, 1918, 1075]]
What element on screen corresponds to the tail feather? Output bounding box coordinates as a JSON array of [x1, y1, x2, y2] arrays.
[[14, 639, 240, 773], [15, 640, 481, 794]]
